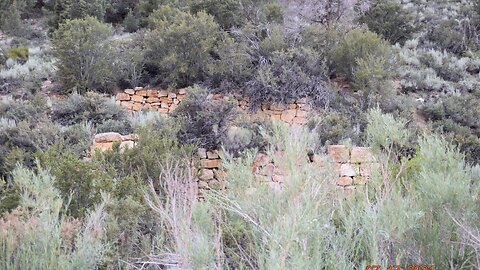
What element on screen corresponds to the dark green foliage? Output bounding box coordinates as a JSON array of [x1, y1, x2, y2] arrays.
[[6, 47, 29, 63], [333, 28, 392, 81], [51, 0, 107, 29], [51, 92, 129, 128], [422, 94, 480, 164], [172, 86, 237, 150], [144, 6, 224, 87], [189, 0, 243, 29], [52, 17, 115, 93], [37, 145, 114, 218], [246, 47, 331, 108], [122, 10, 140, 32], [359, 0, 417, 45]]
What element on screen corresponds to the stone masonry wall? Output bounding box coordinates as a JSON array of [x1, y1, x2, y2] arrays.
[[115, 87, 312, 125], [89, 133, 381, 194]]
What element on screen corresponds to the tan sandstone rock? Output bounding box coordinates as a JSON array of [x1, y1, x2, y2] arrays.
[[351, 147, 375, 163], [201, 159, 221, 169], [94, 132, 122, 143], [281, 109, 296, 123], [116, 92, 130, 101], [328, 145, 349, 163], [336, 176, 353, 186]]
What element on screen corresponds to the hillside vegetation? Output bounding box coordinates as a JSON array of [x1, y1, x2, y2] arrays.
[[0, 0, 479, 269]]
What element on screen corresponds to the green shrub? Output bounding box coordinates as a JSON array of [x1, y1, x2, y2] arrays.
[[172, 86, 237, 149], [245, 47, 331, 108], [144, 6, 223, 87], [189, 0, 243, 29], [333, 28, 392, 81], [37, 145, 114, 218], [358, 0, 417, 45], [52, 17, 116, 93], [6, 47, 29, 63], [51, 92, 129, 127], [51, 0, 107, 29]]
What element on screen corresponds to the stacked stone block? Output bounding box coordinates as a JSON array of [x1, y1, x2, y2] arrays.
[[115, 87, 186, 114], [324, 145, 380, 190], [197, 148, 224, 193], [89, 132, 138, 155], [116, 88, 311, 125]]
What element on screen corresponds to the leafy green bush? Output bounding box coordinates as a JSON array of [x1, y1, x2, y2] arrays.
[[172, 86, 237, 149], [333, 28, 393, 82], [52, 17, 116, 93], [144, 6, 223, 87], [6, 47, 29, 63], [189, 0, 243, 29], [37, 146, 113, 218], [51, 0, 108, 29], [245, 47, 331, 108], [358, 0, 417, 45]]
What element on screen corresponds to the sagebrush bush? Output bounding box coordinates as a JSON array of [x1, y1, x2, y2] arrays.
[[0, 166, 107, 270]]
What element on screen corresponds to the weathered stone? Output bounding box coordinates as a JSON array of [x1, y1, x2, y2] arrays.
[[158, 108, 169, 114], [311, 154, 326, 166], [280, 109, 296, 123], [136, 90, 147, 96], [91, 142, 114, 152], [131, 95, 144, 102], [132, 102, 143, 111], [293, 117, 308, 125], [252, 152, 271, 170], [271, 103, 287, 111], [121, 134, 139, 141], [94, 132, 122, 143], [119, 141, 135, 152], [173, 99, 180, 105], [201, 159, 221, 169], [207, 150, 219, 159], [327, 145, 349, 163], [146, 90, 158, 97], [143, 103, 152, 110], [288, 103, 297, 109], [260, 163, 276, 176], [297, 104, 311, 110], [198, 181, 209, 189], [296, 98, 307, 104], [272, 174, 285, 183], [209, 179, 222, 189], [214, 169, 226, 180], [199, 169, 214, 180], [146, 97, 159, 103], [124, 89, 134, 95], [336, 176, 353, 186], [296, 110, 308, 118], [177, 94, 186, 101], [198, 148, 207, 159], [168, 92, 177, 99], [353, 176, 368, 185], [121, 101, 133, 110], [359, 163, 381, 177], [115, 100, 121, 105], [272, 114, 281, 120], [178, 88, 187, 95], [169, 104, 178, 111], [158, 90, 168, 97], [116, 92, 130, 101], [160, 102, 169, 108], [134, 86, 143, 91], [351, 147, 375, 163], [339, 164, 359, 177], [160, 97, 173, 104]]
